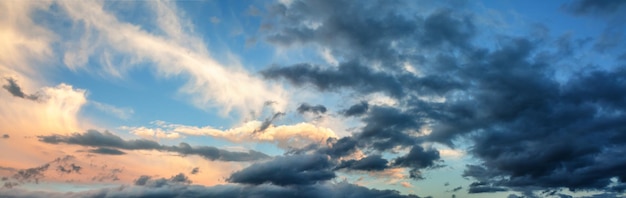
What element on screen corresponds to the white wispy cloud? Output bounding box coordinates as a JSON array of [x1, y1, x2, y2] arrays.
[[57, 1, 288, 116]]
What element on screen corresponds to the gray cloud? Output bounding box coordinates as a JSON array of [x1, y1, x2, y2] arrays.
[[256, 112, 285, 133], [190, 167, 199, 175], [2, 78, 40, 101], [228, 154, 335, 186], [135, 173, 192, 188], [263, 62, 406, 98], [56, 163, 81, 174], [392, 146, 441, 180], [8, 156, 82, 186], [38, 130, 269, 162], [342, 101, 368, 117], [259, 0, 626, 194], [468, 182, 508, 194], [335, 155, 388, 171], [88, 147, 126, 155], [297, 103, 327, 114]]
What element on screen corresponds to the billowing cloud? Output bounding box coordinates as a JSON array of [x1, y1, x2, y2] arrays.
[[38, 130, 269, 162], [335, 155, 389, 171], [392, 146, 441, 180], [259, 0, 626, 195], [228, 154, 335, 186], [342, 101, 369, 117]]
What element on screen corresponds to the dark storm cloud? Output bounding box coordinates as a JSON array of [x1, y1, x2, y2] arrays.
[[259, 0, 626, 194], [264, 0, 475, 69], [467, 182, 508, 193], [562, 0, 626, 15], [2, 78, 40, 101], [453, 50, 626, 193], [419, 9, 475, 50], [342, 101, 368, 117], [356, 106, 425, 151], [335, 155, 388, 171], [317, 136, 359, 158], [228, 154, 335, 186], [262, 61, 462, 99], [297, 103, 327, 114], [393, 146, 440, 169], [392, 146, 441, 179], [38, 130, 269, 162], [262, 62, 405, 98], [88, 147, 126, 155]]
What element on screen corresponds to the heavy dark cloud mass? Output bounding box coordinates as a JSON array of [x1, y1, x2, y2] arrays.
[[38, 130, 269, 162], [260, 0, 626, 195], [335, 155, 388, 171], [228, 154, 335, 186]]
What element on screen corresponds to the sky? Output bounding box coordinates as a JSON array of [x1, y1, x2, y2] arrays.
[[1, 0, 626, 197]]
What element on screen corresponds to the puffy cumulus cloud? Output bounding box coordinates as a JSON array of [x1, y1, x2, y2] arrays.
[[258, 0, 626, 195], [123, 120, 338, 149], [38, 130, 269, 162], [127, 126, 181, 140], [0, 79, 87, 136], [53, 0, 287, 115]]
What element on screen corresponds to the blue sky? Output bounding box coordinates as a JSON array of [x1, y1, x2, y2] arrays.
[[1, 0, 626, 197]]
